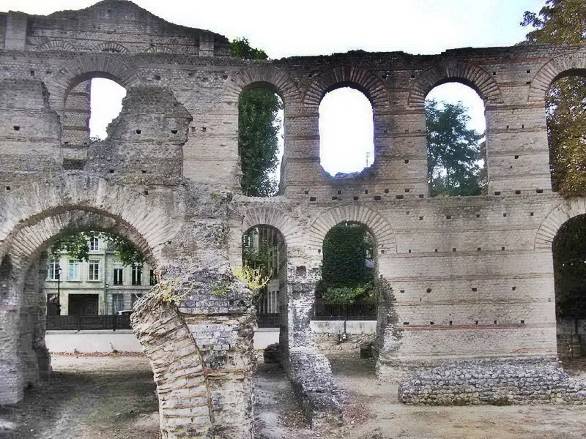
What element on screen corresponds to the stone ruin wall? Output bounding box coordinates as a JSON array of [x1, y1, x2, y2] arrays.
[[0, 1, 584, 437]]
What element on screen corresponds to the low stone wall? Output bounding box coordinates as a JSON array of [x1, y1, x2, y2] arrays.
[[399, 358, 586, 405], [288, 348, 342, 427]]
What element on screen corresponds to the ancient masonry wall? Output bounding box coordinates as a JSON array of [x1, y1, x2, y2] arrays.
[[0, 1, 585, 437]]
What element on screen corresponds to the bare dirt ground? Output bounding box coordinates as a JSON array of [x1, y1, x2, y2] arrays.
[[1, 353, 585, 439]]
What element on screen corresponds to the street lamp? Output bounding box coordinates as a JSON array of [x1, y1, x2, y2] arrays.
[[56, 263, 62, 315]]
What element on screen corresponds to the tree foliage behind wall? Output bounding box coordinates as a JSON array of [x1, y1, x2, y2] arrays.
[[425, 99, 485, 196], [318, 222, 375, 305], [231, 38, 283, 197], [553, 215, 586, 318], [522, 0, 586, 197], [50, 231, 144, 266]]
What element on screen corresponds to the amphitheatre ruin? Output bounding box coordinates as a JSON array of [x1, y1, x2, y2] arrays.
[[0, 0, 584, 437]]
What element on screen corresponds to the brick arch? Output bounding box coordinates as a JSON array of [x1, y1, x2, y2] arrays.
[[7, 209, 155, 278], [93, 42, 129, 54], [528, 53, 586, 104], [34, 40, 76, 52], [308, 205, 397, 251], [535, 198, 586, 250], [0, 175, 180, 268], [226, 65, 302, 105], [47, 53, 140, 111], [302, 65, 390, 110], [240, 205, 304, 248], [408, 61, 503, 108]]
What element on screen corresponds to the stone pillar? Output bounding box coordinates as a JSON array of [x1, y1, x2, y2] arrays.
[[284, 261, 341, 426], [486, 103, 552, 195], [4, 12, 27, 51], [0, 256, 24, 405]]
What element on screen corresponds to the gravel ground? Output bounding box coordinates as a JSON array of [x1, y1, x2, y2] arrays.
[[1, 353, 585, 438]]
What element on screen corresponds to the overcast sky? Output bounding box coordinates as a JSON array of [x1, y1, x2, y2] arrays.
[[2, 0, 544, 175]]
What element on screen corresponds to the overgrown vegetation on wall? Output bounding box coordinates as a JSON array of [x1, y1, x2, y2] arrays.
[[522, 0, 586, 197], [426, 100, 485, 196], [231, 38, 283, 197]]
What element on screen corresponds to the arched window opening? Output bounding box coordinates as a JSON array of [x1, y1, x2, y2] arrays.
[[425, 82, 486, 197], [545, 71, 586, 196], [62, 77, 126, 146], [238, 86, 284, 197], [10, 229, 160, 436], [242, 225, 286, 328], [319, 87, 374, 176], [553, 214, 586, 362], [315, 221, 376, 322]]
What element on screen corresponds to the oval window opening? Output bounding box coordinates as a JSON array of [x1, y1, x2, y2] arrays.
[[319, 87, 374, 176]]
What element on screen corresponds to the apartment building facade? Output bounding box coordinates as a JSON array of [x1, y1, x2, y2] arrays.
[[44, 236, 155, 316]]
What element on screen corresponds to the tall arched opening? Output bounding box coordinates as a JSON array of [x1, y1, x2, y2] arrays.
[[424, 82, 486, 196], [238, 85, 284, 197], [319, 87, 375, 176], [0, 208, 161, 437], [553, 214, 586, 361]]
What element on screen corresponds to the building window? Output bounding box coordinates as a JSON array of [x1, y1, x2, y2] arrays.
[[258, 287, 279, 314], [89, 236, 99, 251], [131, 293, 143, 306], [113, 267, 123, 285], [67, 260, 80, 281], [88, 259, 100, 281], [149, 269, 157, 286], [131, 264, 142, 286], [47, 259, 60, 281], [112, 293, 124, 313]]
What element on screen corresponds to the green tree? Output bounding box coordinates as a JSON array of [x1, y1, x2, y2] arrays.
[[317, 222, 375, 305], [426, 99, 484, 196], [231, 38, 282, 197], [522, 0, 586, 197], [50, 231, 144, 266]]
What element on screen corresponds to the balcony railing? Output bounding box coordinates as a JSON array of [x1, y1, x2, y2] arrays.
[[312, 299, 377, 321]]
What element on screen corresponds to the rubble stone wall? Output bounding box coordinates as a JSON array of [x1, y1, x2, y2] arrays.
[[0, 1, 585, 437]]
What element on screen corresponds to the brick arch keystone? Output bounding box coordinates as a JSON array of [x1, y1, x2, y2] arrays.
[[408, 61, 503, 108], [528, 53, 586, 104], [303, 65, 390, 110], [226, 65, 302, 105], [308, 205, 397, 251], [535, 198, 586, 250]]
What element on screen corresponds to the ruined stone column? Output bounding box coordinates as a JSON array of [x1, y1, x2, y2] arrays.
[[283, 261, 341, 426], [132, 289, 214, 439], [133, 268, 256, 439]]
